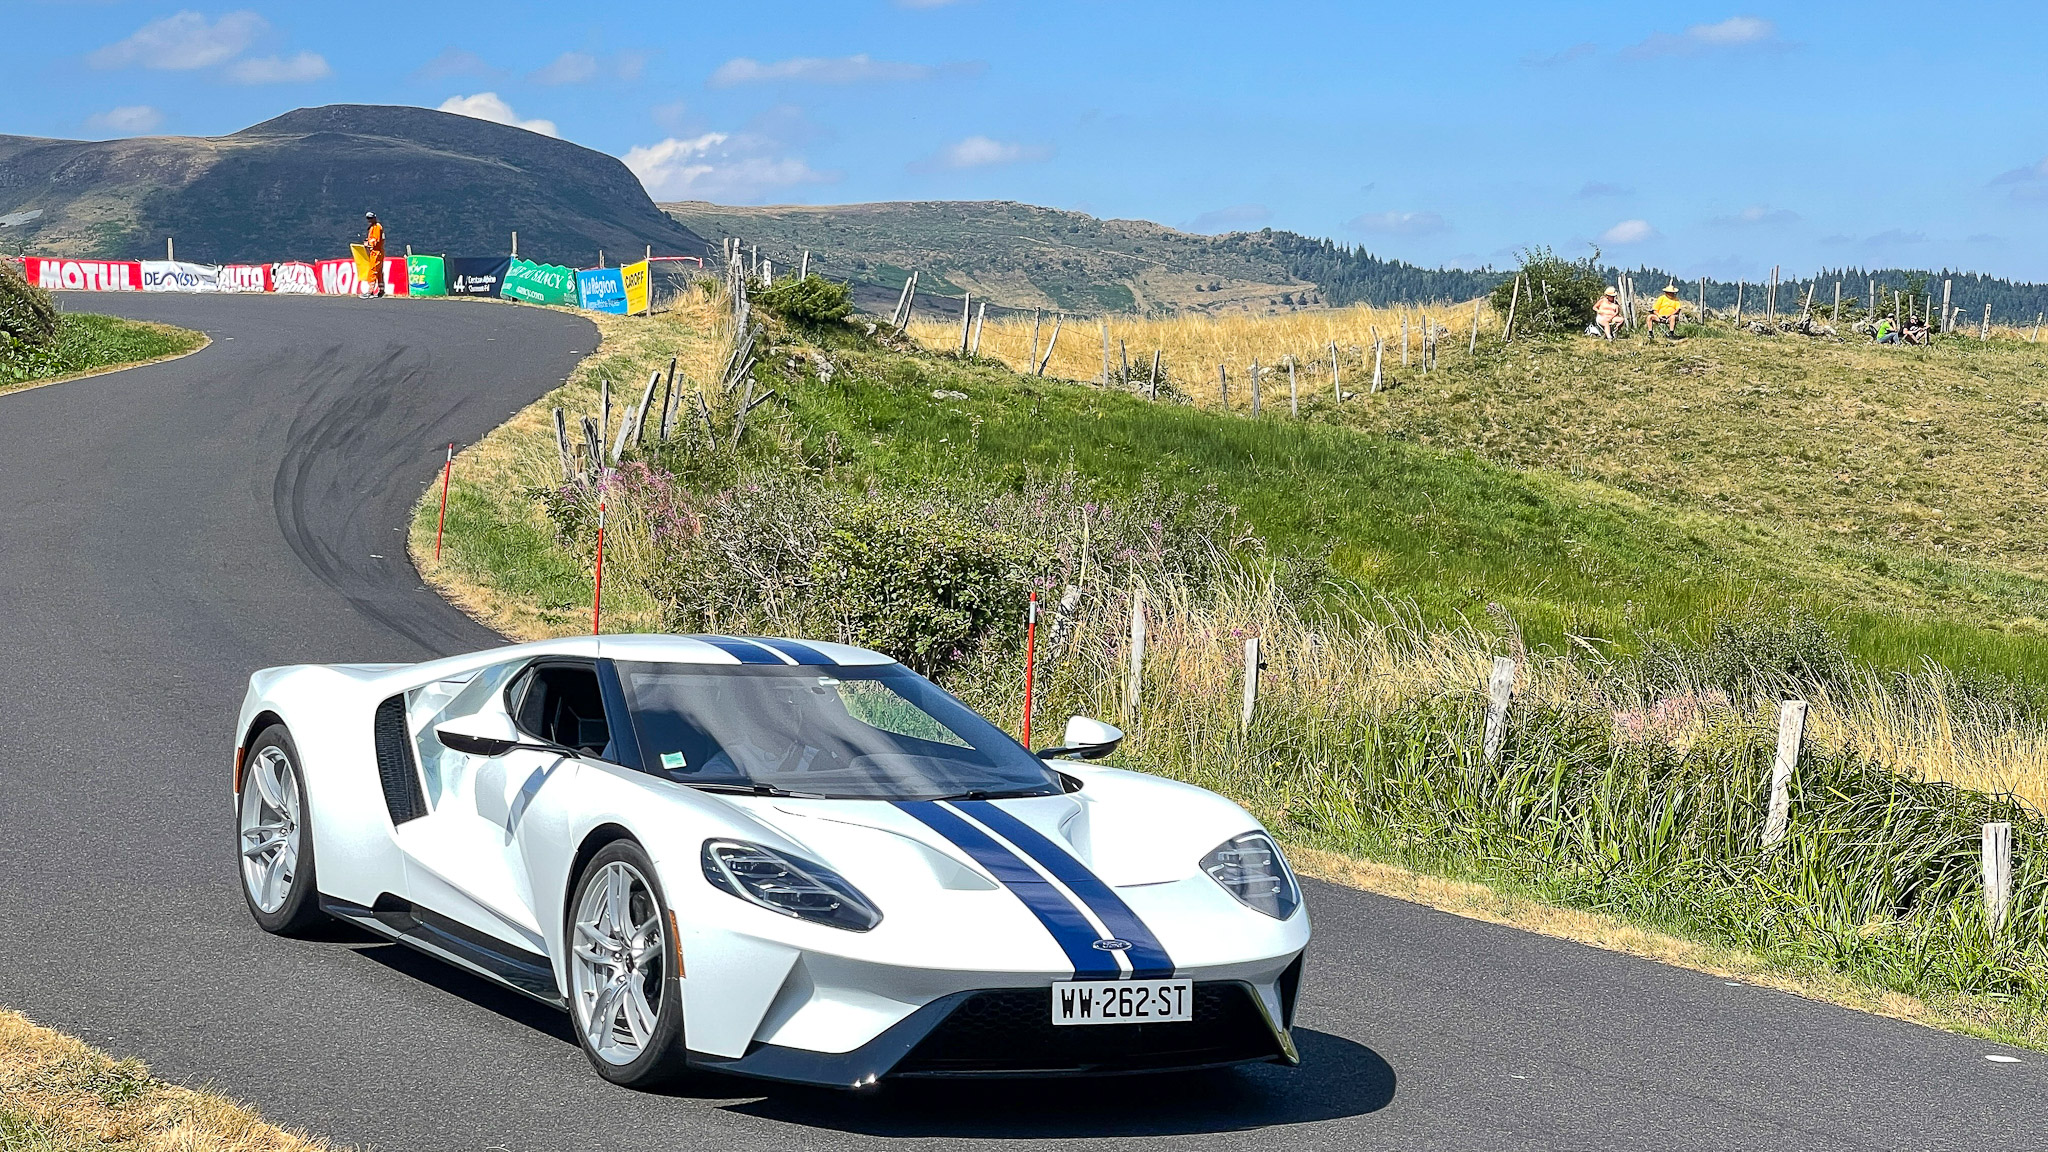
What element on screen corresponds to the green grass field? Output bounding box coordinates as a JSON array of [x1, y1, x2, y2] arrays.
[[0, 313, 205, 391], [763, 329, 2048, 684]]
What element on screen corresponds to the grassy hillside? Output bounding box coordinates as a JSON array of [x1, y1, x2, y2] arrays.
[[659, 200, 1497, 317], [0, 105, 709, 266], [415, 288, 2048, 1048]]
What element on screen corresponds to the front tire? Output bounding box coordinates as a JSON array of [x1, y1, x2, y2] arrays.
[[238, 724, 324, 935], [568, 840, 689, 1088]]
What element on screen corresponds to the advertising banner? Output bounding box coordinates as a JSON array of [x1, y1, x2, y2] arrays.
[[576, 267, 626, 314], [140, 260, 221, 292], [381, 257, 410, 296], [218, 264, 272, 293], [24, 257, 141, 292], [621, 259, 651, 316], [503, 258, 579, 306], [445, 256, 511, 298], [406, 255, 446, 297], [272, 262, 318, 294]]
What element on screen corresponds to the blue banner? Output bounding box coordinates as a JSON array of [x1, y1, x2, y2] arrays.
[[577, 268, 627, 314]]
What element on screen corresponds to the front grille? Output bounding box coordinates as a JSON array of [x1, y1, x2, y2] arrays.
[[891, 982, 1283, 1077]]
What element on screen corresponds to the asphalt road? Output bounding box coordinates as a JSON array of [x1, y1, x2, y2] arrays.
[[0, 293, 2036, 1151]]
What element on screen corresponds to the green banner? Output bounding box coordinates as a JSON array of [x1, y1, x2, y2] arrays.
[[406, 255, 446, 297], [503, 258, 579, 306]]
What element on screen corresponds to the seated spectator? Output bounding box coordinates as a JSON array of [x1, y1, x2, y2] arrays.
[[1645, 283, 1685, 339], [1594, 287, 1624, 339], [1903, 317, 1930, 345], [1874, 317, 1898, 344]]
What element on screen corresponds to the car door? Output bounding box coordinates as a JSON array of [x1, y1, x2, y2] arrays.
[[394, 658, 574, 955]]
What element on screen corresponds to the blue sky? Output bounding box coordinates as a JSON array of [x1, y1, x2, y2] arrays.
[[11, 1, 2047, 280]]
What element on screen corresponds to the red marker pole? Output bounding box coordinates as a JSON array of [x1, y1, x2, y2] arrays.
[[591, 501, 607, 635], [1021, 592, 1039, 748], [433, 443, 454, 559]]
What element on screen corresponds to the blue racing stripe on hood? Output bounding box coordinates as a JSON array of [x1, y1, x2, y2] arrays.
[[895, 800, 1121, 980], [961, 801, 1176, 980], [753, 637, 836, 665], [698, 635, 788, 664]]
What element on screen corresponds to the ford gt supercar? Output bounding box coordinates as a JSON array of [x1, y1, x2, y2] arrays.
[[233, 634, 1310, 1088]]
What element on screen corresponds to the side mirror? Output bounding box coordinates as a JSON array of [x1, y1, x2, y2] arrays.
[[435, 712, 522, 758], [1036, 715, 1124, 761]]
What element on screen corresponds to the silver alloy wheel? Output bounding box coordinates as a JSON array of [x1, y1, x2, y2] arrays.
[[571, 860, 667, 1066], [238, 746, 303, 914]]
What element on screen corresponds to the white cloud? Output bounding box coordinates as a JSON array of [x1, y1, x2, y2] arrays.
[[436, 93, 558, 137], [227, 51, 330, 84], [916, 135, 1053, 170], [1186, 205, 1272, 234], [531, 51, 599, 85], [709, 53, 937, 87], [623, 133, 833, 202], [89, 9, 266, 70], [1600, 218, 1657, 244], [1624, 16, 1780, 59], [1350, 210, 1450, 236], [86, 105, 164, 134]]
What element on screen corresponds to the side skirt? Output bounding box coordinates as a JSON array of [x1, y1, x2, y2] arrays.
[[321, 893, 566, 1009]]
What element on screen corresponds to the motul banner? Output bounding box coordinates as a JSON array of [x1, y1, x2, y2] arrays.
[[316, 258, 359, 295], [382, 257, 410, 296], [141, 260, 221, 292], [272, 262, 318, 294], [25, 257, 141, 292], [219, 265, 272, 293]]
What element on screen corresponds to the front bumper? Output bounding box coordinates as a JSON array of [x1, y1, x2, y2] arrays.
[[687, 956, 1305, 1088]]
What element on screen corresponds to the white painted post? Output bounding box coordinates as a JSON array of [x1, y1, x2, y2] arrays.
[[1370, 339, 1383, 394], [166, 237, 174, 261], [1981, 302, 1992, 341], [1503, 275, 1522, 341], [1240, 636, 1262, 731], [1330, 341, 1341, 401], [1763, 700, 1806, 847], [1124, 592, 1147, 719], [1942, 278, 1953, 332], [1833, 280, 1841, 326], [1148, 349, 1160, 400], [2034, 313, 2043, 343], [799, 250, 810, 279], [511, 231, 518, 259], [1287, 356, 1298, 416], [1482, 656, 1517, 763], [1983, 821, 2013, 933], [971, 302, 986, 356]]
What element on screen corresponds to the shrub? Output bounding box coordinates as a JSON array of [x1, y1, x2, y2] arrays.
[[756, 275, 854, 326], [0, 259, 59, 350], [1489, 245, 1606, 337], [1635, 602, 1850, 698]]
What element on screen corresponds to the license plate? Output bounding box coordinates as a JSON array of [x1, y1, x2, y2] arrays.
[[1050, 979, 1193, 1026]]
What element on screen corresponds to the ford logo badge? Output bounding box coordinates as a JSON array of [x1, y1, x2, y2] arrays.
[[1092, 938, 1132, 951]]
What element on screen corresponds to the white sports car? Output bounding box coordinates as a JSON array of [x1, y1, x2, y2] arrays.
[[233, 634, 1310, 1088]]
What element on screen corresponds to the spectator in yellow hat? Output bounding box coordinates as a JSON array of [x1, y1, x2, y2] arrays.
[[1645, 283, 1684, 339]]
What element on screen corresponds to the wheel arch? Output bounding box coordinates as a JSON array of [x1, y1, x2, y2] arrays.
[[235, 710, 288, 796]]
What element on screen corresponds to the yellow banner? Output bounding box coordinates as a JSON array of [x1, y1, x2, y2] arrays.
[[621, 259, 650, 316]]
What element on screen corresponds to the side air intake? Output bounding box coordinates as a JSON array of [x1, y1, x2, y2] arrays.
[[373, 695, 428, 824]]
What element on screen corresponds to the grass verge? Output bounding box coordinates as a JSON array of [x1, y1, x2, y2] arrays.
[[0, 314, 207, 395], [0, 1009, 333, 1151], [411, 295, 2048, 1053]]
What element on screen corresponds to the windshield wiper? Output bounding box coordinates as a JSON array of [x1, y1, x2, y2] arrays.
[[682, 781, 826, 798], [923, 788, 1056, 802]]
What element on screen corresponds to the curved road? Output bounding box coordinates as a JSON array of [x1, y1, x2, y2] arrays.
[[0, 293, 2035, 1150]]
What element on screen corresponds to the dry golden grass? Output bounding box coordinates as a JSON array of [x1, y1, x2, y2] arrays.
[[910, 301, 1486, 412], [0, 1009, 335, 1151]]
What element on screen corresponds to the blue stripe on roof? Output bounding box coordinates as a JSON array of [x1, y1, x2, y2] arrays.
[[960, 801, 1176, 980], [698, 635, 788, 664], [753, 638, 837, 665], [895, 800, 1121, 980]]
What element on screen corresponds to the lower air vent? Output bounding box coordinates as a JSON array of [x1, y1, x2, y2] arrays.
[[373, 695, 427, 824]]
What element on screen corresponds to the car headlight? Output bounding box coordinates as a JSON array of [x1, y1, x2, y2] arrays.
[[701, 840, 882, 932], [1201, 831, 1300, 920]]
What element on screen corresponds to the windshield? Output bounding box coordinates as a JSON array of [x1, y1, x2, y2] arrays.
[[612, 660, 1061, 800]]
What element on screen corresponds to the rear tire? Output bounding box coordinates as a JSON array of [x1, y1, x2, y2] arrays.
[[567, 840, 690, 1088], [237, 724, 324, 936]]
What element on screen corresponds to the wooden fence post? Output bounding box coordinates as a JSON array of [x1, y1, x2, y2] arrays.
[[1984, 821, 2013, 933], [1120, 339, 1130, 389], [1250, 359, 1262, 417], [1482, 656, 1517, 763], [1037, 313, 1062, 376], [1401, 313, 1410, 366], [960, 293, 973, 355], [632, 370, 662, 448], [971, 302, 986, 356], [1330, 341, 1341, 401], [1148, 349, 1160, 400], [1030, 308, 1041, 369], [799, 250, 809, 279], [1763, 700, 1806, 847], [552, 407, 572, 479], [1699, 277, 1707, 324], [1218, 363, 1228, 410], [1287, 356, 1298, 416], [1370, 338, 1383, 394], [2033, 313, 2043, 343], [1100, 320, 1112, 385], [1734, 281, 1743, 322], [1240, 636, 1262, 731], [1503, 275, 1522, 341], [1981, 302, 1992, 341], [1470, 298, 1482, 354], [1942, 279, 1952, 332], [1125, 591, 1146, 720]]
